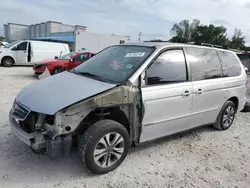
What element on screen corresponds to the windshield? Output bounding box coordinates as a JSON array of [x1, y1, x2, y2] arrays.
[[72, 45, 154, 84], [5, 40, 21, 48], [58, 52, 78, 60]]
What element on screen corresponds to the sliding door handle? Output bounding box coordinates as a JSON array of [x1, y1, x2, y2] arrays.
[[182, 90, 191, 97]]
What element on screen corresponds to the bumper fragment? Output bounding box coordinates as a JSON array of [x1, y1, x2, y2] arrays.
[[9, 112, 34, 146]]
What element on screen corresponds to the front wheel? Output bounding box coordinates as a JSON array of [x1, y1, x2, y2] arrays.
[[213, 101, 236, 130], [1, 57, 14, 67], [78, 120, 130, 174], [51, 67, 64, 75]]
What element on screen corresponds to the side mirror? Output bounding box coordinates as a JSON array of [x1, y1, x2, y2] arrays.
[[69, 58, 73, 63], [54, 56, 58, 59]]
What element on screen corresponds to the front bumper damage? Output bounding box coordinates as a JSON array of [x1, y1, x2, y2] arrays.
[[9, 113, 35, 146], [9, 111, 72, 159]]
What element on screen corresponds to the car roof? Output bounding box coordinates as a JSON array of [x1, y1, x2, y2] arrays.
[[120, 42, 235, 53], [120, 42, 182, 48]]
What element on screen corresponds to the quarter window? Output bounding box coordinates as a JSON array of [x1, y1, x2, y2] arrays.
[[217, 51, 242, 77], [185, 47, 223, 81], [146, 49, 187, 86]]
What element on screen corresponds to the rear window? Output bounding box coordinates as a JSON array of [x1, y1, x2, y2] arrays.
[[217, 51, 242, 77], [237, 54, 250, 64]]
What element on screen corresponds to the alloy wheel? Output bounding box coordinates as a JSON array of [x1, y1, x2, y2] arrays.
[[93, 132, 125, 168]]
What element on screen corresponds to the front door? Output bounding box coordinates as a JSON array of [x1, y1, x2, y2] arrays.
[[140, 49, 193, 143], [185, 47, 226, 127], [12, 42, 28, 64]]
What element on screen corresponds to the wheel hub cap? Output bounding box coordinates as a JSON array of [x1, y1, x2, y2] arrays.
[[93, 132, 125, 168]]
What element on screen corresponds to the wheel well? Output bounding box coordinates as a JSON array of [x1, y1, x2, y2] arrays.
[[1, 56, 15, 64], [228, 97, 239, 111], [75, 107, 130, 135]]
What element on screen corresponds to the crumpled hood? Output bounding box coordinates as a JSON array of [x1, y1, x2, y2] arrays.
[[16, 71, 116, 115]]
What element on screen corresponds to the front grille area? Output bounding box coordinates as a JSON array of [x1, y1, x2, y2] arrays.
[[19, 112, 38, 133], [11, 101, 30, 121]]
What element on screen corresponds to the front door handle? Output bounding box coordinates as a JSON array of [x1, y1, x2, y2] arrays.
[[182, 90, 191, 97], [195, 88, 203, 95]]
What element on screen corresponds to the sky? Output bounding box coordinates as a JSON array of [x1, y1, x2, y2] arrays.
[[1, 0, 250, 43]]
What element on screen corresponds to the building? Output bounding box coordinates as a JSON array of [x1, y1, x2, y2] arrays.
[[3, 21, 130, 52]]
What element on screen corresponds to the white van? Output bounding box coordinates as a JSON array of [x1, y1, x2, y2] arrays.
[[0, 40, 70, 67]]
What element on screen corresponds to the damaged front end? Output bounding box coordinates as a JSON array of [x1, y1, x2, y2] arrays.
[[9, 98, 91, 158], [9, 85, 142, 159]]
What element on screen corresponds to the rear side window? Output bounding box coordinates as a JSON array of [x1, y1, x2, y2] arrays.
[[186, 47, 222, 81], [217, 51, 242, 77], [146, 49, 187, 85]]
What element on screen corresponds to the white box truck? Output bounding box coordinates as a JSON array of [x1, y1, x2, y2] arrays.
[[74, 31, 130, 53], [0, 40, 69, 67]]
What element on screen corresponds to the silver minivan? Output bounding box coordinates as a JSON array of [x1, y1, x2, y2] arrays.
[[9, 42, 247, 174]]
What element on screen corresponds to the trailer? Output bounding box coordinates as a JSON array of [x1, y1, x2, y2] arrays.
[[34, 29, 130, 53], [75, 31, 130, 53]]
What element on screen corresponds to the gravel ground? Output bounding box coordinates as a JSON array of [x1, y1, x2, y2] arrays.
[[0, 67, 250, 188]]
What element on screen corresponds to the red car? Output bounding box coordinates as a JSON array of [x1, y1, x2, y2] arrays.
[[33, 52, 95, 75]]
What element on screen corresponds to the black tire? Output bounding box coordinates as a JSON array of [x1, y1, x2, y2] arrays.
[[30, 147, 46, 155], [78, 119, 130, 174], [51, 67, 64, 75], [213, 101, 236, 130], [1, 57, 14, 67], [240, 101, 250, 113]]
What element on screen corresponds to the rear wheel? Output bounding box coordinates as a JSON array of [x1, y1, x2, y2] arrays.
[[213, 101, 236, 130], [78, 120, 130, 174], [51, 67, 64, 75], [1, 57, 14, 67]]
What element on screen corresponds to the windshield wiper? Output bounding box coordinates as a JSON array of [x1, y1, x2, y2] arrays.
[[77, 71, 103, 80]]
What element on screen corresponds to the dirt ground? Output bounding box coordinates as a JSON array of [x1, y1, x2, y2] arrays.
[[0, 67, 250, 188]]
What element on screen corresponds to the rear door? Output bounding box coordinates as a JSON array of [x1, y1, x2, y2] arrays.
[[185, 47, 225, 127], [140, 48, 193, 142]]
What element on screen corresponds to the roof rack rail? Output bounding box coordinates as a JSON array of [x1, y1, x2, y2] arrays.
[[186, 41, 229, 49], [143, 40, 169, 42], [186, 41, 247, 53]]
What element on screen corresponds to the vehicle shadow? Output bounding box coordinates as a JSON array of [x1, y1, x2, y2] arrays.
[[1, 125, 216, 185]]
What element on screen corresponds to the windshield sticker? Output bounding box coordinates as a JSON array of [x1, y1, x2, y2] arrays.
[[125, 64, 134, 69], [125, 52, 145, 58]]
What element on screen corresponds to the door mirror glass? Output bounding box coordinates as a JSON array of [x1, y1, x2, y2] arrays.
[[54, 56, 58, 59]]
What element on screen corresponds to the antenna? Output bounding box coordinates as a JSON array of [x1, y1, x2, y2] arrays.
[[138, 32, 142, 42]]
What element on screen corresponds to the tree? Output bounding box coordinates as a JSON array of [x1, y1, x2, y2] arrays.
[[169, 19, 200, 43], [191, 24, 228, 45], [0, 36, 4, 41], [229, 28, 245, 50]]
